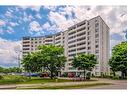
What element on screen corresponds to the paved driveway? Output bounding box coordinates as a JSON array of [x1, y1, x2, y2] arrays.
[[86, 78, 127, 89]]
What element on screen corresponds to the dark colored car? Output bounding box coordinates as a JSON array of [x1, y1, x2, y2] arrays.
[[25, 73, 39, 77]]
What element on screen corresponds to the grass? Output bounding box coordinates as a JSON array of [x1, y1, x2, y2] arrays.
[[18, 83, 112, 89], [0, 75, 73, 85]]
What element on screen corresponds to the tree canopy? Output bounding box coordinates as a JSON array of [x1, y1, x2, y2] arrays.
[[72, 54, 98, 79], [22, 45, 66, 79], [0, 66, 22, 73], [109, 41, 127, 79], [37, 45, 66, 79]]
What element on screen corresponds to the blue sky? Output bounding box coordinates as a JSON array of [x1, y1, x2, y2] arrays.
[[0, 6, 127, 67]]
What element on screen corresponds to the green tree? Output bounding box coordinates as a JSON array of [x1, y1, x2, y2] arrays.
[[0, 67, 4, 73], [21, 52, 42, 78], [72, 54, 98, 79], [37, 45, 66, 79], [108, 57, 117, 77], [109, 42, 127, 79]]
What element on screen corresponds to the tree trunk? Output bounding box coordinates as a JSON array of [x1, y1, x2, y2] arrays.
[[50, 70, 53, 79], [28, 71, 31, 79], [125, 71, 127, 76], [84, 69, 86, 80], [113, 71, 116, 77], [121, 71, 125, 79]]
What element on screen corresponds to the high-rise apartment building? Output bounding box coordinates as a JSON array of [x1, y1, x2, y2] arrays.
[[22, 16, 110, 76]]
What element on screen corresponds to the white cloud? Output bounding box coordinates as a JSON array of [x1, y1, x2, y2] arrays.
[[0, 19, 6, 26], [42, 22, 51, 30], [31, 6, 41, 12], [29, 21, 42, 32], [9, 22, 19, 27], [5, 11, 13, 18], [43, 6, 57, 11], [19, 6, 41, 12], [48, 11, 74, 31], [6, 26, 14, 34], [0, 38, 21, 67], [35, 13, 42, 19], [23, 12, 34, 22]]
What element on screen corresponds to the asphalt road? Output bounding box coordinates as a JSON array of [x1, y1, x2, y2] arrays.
[[86, 78, 127, 89]]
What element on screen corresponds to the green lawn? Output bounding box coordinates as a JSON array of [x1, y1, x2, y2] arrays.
[[0, 75, 73, 85], [18, 83, 112, 89]]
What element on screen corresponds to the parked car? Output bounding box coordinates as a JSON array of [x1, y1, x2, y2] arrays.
[[68, 73, 75, 78], [39, 72, 49, 77], [25, 73, 39, 77]]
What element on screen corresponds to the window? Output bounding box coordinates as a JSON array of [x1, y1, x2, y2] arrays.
[[68, 54, 76, 57], [95, 19, 98, 22], [69, 63, 72, 66], [88, 31, 90, 35], [87, 36, 90, 40], [77, 42, 86, 46], [55, 37, 61, 40], [68, 58, 73, 61], [96, 50, 99, 54], [87, 22, 89, 25], [95, 23, 99, 27], [77, 21, 86, 27], [68, 40, 76, 44], [68, 44, 76, 48], [69, 49, 76, 52], [23, 48, 29, 50], [95, 28, 99, 32], [87, 27, 90, 30], [88, 41, 91, 45], [69, 31, 76, 35], [88, 47, 91, 50], [77, 37, 86, 41], [23, 45, 30, 47], [95, 39, 99, 43], [23, 41, 30, 44], [77, 27, 86, 32], [77, 47, 86, 51], [95, 34, 99, 38], [68, 35, 76, 40], [96, 44, 99, 48], [77, 32, 86, 37], [45, 40, 53, 42], [55, 41, 61, 44]]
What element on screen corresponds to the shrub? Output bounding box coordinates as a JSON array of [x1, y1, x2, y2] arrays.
[[112, 76, 119, 79], [62, 72, 68, 77], [86, 72, 91, 79], [0, 75, 4, 80]]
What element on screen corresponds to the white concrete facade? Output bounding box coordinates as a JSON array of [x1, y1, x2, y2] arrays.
[[22, 16, 110, 76]]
